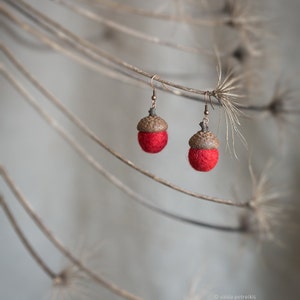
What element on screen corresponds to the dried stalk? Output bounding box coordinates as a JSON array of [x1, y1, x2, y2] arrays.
[[0, 66, 248, 231], [55, 0, 214, 56], [78, 0, 255, 27], [0, 168, 142, 300], [4, 0, 212, 97], [0, 1, 293, 298], [2, 0, 260, 122], [0, 44, 249, 208], [0, 5, 152, 89], [0, 195, 57, 280], [0, 166, 248, 300], [0, 3, 209, 104], [0, 0, 262, 154], [2, 0, 297, 117], [0, 4, 234, 107]]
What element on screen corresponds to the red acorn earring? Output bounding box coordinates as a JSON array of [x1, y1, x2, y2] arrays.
[[137, 77, 168, 153], [188, 104, 219, 171]]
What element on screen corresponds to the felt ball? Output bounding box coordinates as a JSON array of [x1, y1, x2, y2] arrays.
[[138, 131, 168, 153], [188, 148, 219, 171]]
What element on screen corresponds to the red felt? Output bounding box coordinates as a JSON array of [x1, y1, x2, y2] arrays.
[[188, 148, 219, 171], [138, 131, 168, 153]]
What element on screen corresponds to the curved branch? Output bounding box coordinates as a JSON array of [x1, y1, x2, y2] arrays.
[[0, 4, 214, 106], [4, 0, 212, 97], [0, 45, 249, 207], [56, 0, 214, 56], [0, 66, 248, 231], [78, 0, 228, 27], [0, 170, 142, 300], [1, 2, 277, 114], [0, 195, 57, 280]]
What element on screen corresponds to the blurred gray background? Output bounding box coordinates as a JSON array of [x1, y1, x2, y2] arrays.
[[1, 0, 300, 299]]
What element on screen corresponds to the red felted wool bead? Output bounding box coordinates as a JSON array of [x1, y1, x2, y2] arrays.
[[188, 123, 219, 172], [188, 148, 219, 171], [138, 131, 168, 153], [137, 110, 168, 153]]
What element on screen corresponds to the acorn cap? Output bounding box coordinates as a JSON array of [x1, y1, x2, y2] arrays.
[[189, 130, 219, 149], [137, 115, 168, 132]]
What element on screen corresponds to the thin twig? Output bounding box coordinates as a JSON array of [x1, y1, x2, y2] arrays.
[[0, 0, 254, 149], [78, 0, 240, 27], [0, 2, 211, 105], [4, 0, 212, 97], [2, 2, 293, 115], [0, 6, 154, 89], [0, 4, 241, 113], [0, 5, 228, 107], [5, 0, 258, 118], [0, 3, 205, 106], [55, 0, 215, 56], [0, 195, 57, 280], [0, 45, 250, 208], [0, 19, 50, 50], [0, 66, 249, 230], [0, 169, 142, 300]]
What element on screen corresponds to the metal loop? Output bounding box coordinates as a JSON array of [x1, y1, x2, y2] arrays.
[[150, 74, 159, 109]]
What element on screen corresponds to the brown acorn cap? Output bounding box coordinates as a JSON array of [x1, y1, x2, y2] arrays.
[[137, 115, 168, 132], [189, 130, 219, 149]]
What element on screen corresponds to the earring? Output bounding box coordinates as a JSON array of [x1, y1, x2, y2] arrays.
[[188, 104, 219, 171], [137, 76, 168, 153]]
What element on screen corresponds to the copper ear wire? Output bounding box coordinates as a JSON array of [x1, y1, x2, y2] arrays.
[[150, 74, 159, 109], [201, 92, 210, 129]]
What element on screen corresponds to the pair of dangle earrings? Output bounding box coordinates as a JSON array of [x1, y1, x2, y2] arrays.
[[137, 78, 219, 172]]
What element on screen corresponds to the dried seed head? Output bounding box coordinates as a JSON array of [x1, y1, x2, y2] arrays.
[[51, 264, 88, 300], [213, 61, 247, 157], [137, 115, 168, 132], [232, 45, 249, 63], [189, 131, 219, 149], [268, 81, 297, 118], [51, 241, 105, 300], [53, 269, 73, 288], [240, 161, 288, 243]]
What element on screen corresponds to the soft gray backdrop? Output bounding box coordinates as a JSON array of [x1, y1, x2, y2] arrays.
[[1, 0, 300, 299]]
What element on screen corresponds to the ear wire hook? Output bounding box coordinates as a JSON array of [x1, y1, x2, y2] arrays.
[[201, 92, 210, 130], [150, 74, 159, 108], [149, 74, 159, 116]]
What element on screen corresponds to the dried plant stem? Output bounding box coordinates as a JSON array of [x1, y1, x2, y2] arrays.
[[56, 0, 214, 56], [0, 195, 57, 280], [0, 19, 50, 50], [0, 5, 222, 106], [4, 0, 213, 97], [0, 3, 208, 104], [2, 1, 295, 116], [1, 0, 282, 158], [0, 45, 250, 209], [0, 169, 142, 300], [0, 6, 152, 89], [88, 0, 264, 28], [79, 0, 234, 27], [0, 66, 248, 232], [0, 3, 196, 107], [240, 104, 300, 115]]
